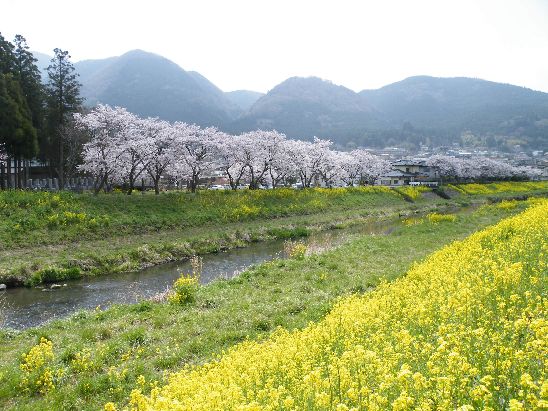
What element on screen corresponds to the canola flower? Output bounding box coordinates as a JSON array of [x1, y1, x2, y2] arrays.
[[395, 186, 430, 201], [119, 201, 547, 411], [20, 337, 59, 395], [168, 274, 199, 305], [426, 213, 457, 223], [449, 181, 548, 195]]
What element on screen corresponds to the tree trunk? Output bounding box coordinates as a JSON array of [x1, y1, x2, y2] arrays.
[[25, 160, 30, 188], [127, 177, 134, 195], [6, 157, 12, 189], [0, 162, 5, 190], [58, 132, 64, 190], [18, 158, 22, 189], [94, 174, 107, 195], [154, 178, 160, 195]]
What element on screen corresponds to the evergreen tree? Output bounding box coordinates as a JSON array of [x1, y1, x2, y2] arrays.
[[0, 33, 15, 75], [0, 34, 39, 189], [0, 73, 38, 187], [13, 35, 44, 155], [45, 48, 82, 189]]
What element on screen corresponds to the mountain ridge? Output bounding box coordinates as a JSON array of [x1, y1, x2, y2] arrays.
[[32, 49, 548, 150]]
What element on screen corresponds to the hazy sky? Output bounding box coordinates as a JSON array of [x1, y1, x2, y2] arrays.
[[2, 0, 548, 93]]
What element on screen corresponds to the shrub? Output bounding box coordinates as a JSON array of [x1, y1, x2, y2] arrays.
[[168, 258, 201, 305], [427, 212, 457, 223], [496, 199, 518, 210], [168, 275, 199, 305], [25, 267, 82, 287], [397, 186, 429, 201]]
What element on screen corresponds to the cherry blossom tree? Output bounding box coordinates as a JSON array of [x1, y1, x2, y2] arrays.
[[316, 149, 345, 187], [215, 133, 247, 190], [116, 119, 149, 194], [140, 117, 175, 195], [75, 105, 135, 194], [239, 130, 286, 189], [169, 123, 218, 192], [76, 105, 540, 193]]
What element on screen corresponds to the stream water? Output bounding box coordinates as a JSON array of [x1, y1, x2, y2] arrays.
[[1, 218, 399, 329]]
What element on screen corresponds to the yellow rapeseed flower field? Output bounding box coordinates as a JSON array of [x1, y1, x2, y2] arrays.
[[449, 181, 548, 195], [119, 200, 547, 411]]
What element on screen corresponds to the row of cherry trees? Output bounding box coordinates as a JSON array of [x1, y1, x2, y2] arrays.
[[75, 105, 539, 194], [426, 155, 540, 181], [75, 105, 392, 194]]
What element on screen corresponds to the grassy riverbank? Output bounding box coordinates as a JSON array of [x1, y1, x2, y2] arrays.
[[128, 199, 548, 411], [0, 199, 535, 410], [0, 186, 435, 286], [1, 181, 546, 286]]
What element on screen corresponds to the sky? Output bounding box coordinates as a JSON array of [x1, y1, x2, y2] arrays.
[[2, 0, 548, 93]]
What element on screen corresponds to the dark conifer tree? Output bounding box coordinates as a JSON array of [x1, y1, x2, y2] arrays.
[[12, 35, 44, 185], [0, 73, 37, 187], [0, 33, 15, 75], [45, 48, 82, 189], [13, 35, 44, 154]]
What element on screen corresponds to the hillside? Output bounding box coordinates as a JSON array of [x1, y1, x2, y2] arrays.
[[359, 76, 548, 149], [74, 50, 242, 127], [233, 75, 548, 149], [229, 76, 383, 140]]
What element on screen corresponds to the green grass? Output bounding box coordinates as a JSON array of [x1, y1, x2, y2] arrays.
[[0, 187, 407, 249], [0, 187, 448, 286], [0, 200, 531, 411], [1, 183, 547, 286]]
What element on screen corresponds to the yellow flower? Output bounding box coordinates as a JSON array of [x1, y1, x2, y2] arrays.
[[111, 201, 548, 411]]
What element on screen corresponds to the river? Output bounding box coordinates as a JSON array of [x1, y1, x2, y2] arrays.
[[1, 218, 399, 329]]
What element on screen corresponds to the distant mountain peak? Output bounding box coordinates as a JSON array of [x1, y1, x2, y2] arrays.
[[74, 51, 242, 126]]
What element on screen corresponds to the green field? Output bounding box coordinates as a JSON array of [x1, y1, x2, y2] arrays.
[[0, 198, 538, 410], [1, 182, 546, 287]]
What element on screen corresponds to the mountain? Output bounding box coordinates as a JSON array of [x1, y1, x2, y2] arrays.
[[233, 75, 548, 149], [226, 90, 264, 111], [73, 50, 242, 127], [32, 47, 548, 150], [230, 77, 383, 140], [358, 76, 548, 149]]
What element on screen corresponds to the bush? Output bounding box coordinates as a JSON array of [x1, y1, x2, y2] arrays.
[[25, 267, 82, 287], [427, 212, 457, 223], [496, 200, 518, 210], [169, 257, 201, 305], [168, 274, 199, 305]]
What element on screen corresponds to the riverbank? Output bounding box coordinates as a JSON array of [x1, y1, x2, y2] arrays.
[[0, 199, 535, 410], [1, 182, 546, 287], [0, 186, 436, 286], [127, 200, 548, 411]]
